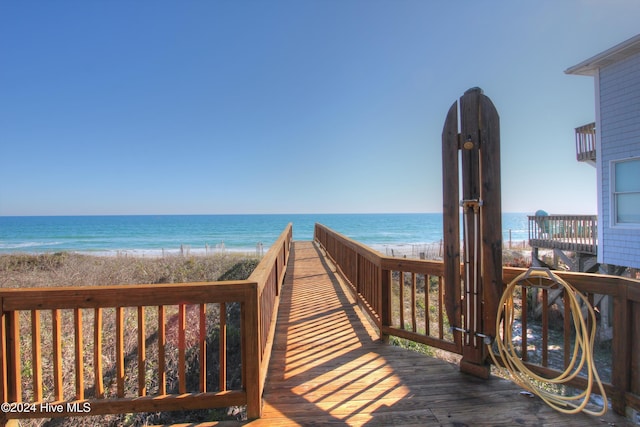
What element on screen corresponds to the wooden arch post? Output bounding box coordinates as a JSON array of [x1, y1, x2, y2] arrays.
[[442, 87, 503, 378]]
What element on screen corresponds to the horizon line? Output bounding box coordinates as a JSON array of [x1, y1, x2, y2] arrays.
[[0, 211, 563, 218]]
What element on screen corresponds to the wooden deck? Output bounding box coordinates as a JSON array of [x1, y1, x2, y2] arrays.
[[241, 241, 632, 426]]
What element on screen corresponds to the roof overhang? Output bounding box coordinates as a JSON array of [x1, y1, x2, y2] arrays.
[[565, 33, 640, 76]]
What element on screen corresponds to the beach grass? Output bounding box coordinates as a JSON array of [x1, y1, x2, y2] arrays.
[[0, 251, 257, 288], [0, 252, 259, 426]]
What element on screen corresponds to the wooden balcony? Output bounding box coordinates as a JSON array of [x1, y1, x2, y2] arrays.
[[576, 122, 596, 163], [528, 214, 597, 255]]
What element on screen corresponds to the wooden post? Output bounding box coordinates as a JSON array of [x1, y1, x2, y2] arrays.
[[441, 87, 502, 378], [611, 285, 630, 414], [244, 285, 262, 419], [2, 311, 20, 404]]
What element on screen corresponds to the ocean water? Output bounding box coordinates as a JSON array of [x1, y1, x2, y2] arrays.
[[0, 213, 529, 256]]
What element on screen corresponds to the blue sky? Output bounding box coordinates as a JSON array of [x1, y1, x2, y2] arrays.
[[1, 1, 639, 216]]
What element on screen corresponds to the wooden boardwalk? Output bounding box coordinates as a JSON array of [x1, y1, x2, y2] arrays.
[[243, 241, 631, 426]]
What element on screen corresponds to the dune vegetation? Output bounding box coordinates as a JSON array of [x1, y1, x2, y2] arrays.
[[0, 252, 260, 426]]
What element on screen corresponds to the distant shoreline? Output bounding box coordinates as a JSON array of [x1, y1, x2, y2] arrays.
[[0, 239, 532, 263]]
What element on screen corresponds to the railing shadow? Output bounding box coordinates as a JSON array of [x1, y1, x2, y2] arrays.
[[252, 242, 442, 425], [249, 241, 633, 426]]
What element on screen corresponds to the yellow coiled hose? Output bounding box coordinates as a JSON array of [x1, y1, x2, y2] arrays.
[[488, 268, 607, 416]]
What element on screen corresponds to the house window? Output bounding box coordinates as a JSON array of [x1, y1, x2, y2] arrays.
[[612, 157, 640, 225]]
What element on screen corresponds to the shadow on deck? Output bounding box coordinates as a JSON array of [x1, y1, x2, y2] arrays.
[[242, 241, 631, 426]]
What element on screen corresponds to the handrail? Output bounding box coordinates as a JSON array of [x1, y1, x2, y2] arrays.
[[248, 223, 292, 400], [315, 222, 640, 417], [0, 223, 292, 424], [502, 267, 639, 415], [576, 122, 596, 162], [528, 214, 597, 254], [314, 223, 459, 355]]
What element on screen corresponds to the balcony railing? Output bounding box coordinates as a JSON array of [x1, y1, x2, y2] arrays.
[[528, 214, 597, 254], [576, 122, 596, 163]]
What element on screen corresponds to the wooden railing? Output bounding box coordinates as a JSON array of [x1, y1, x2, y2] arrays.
[[0, 223, 292, 424], [576, 122, 596, 162], [501, 268, 640, 416], [315, 223, 640, 417], [528, 214, 597, 254], [314, 223, 459, 356]]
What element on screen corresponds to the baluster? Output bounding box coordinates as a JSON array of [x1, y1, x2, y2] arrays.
[[8, 311, 21, 402], [411, 273, 417, 332], [542, 290, 549, 367], [116, 307, 124, 398], [398, 271, 405, 329], [32, 310, 42, 402], [158, 306, 166, 395], [138, 306, 146, 396], [200, 303, 207, 393], [52, 309, 62, 400], [220, 302, 227, 392], [178, 304, 186, 394], [424, 275, 430, 336], [438, 276, 444, 340], [564, 289, 571, 369], [75, 308, 84, 400], [0, 311, 6, 403], [94, 307, 104, 398], [521, 287, 528, 362]]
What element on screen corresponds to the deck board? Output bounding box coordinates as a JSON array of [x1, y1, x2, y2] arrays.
[[244, 241, 631, 426]]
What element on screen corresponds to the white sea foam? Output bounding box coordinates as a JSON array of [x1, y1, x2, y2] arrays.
[[0, 241, 64, 250]]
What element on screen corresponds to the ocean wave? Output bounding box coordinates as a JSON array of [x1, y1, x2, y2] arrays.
[[0, 241, 64, 250]]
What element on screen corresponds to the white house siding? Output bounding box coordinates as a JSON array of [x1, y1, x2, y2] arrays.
[[598, 52, 640, 269]]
